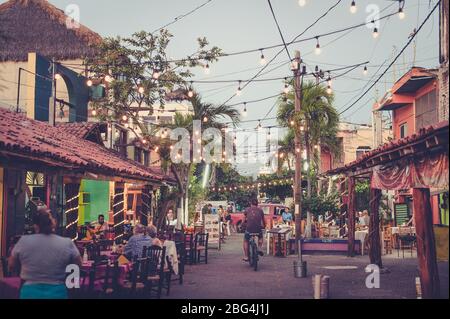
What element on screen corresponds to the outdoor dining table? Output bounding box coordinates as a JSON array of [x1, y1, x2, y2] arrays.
[[267, 227, 292, 257], [355, 229, 369, 256]]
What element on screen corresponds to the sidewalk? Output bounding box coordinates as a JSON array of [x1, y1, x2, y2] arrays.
[[165, 233, 449, 299]]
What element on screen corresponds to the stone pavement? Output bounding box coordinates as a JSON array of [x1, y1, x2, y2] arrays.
[[165, 233, 449, 299]]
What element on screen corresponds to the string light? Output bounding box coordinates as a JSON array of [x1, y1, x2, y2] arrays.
[[203, 116, 208, 123], [188, 81, 194, 98], [298, 0, 306, 7], [326, 85, 333, 95], [236, 81, 242, 96], [259, 49, 267, 65], [54, 73, 62, 80], [315, 37, 321, 55], [283, 78, 289, 94], [142, 139, 148, 144], [398, 7, 405, 20], [242, 102, 248, 117], [91, 109, 97, 116], [257, 120, 262, 130], [138, 86, 145, 94], [372, 27, 379, 39], [350, 1, 357, 14], [155, 146, 159, 152], [152, 70, 161, 79], [86, 79, 93, 87], [122, 115, 128, 121], [363, 65, 368, 75], [104, 75, 113, 83], [204, 63, 210, 74]]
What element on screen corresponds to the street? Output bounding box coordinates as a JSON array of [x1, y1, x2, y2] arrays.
[[166, 233, 449, 299]]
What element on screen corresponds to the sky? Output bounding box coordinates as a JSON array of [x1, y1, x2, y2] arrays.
[[2, 0, 441, 175]]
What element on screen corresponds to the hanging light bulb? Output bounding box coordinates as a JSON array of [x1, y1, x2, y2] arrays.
[[204, 63, 210, 74], [315, 37, 321, 55], [152, 70, 160, 79], [363, 65, 368, 76], [104, 75, 113, 83], [259, 50, 267, 65], [54, 73, 62, 80], [327, 74, 332, 87], [398, 7, 405, 20], [257, 120, 262, 130], [142, 139, 148, 145], [236, 81, 242, 96], [372, 27, 379, 39], [122, 115, 128, 121], [326, 85, 333, 95], [138, 86, 145, 94], [188, 81, 194, 98], [242, 102, 247, 117], [283, 78, 289, 94], [298, 0, 306, 7], [290, 119, 295, 126], [86, 79, 93, 87], [203, 116, 208, 123], [350, 1, 357, 14], [91, 109, 97, 116]]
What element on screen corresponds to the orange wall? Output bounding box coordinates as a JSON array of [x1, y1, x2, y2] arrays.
[[393, 103, 415, 139], [321, 151, 332, 173], [431, 195, 440, 225]]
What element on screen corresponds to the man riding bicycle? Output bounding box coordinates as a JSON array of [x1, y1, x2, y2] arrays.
[[243, 199, 266, 262]]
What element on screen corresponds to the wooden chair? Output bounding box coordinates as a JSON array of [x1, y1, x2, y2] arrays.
[[122, 257, 149, 298], [101, 261, 120, 297], [383, 227, 393, 255], [98, 239, 114, 251], [173, 241, 186, 285], [146, 246, 166, 298], [195, 233, 209, 264], [86, 243, 101, 261], [184, 233, 196, 265], [397, 227, 416, 258]]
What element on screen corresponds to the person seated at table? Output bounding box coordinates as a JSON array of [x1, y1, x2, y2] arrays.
[[147, 225, 163, 247], [359, 210, 370, 227], [91, 214, 110, 237], [9, 208, 81, 299], [281, 209, 293, 224], [123, 224, 153, 260]]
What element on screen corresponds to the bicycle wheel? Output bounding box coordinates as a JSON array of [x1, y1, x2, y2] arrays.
[[251, 241, 258, 271]]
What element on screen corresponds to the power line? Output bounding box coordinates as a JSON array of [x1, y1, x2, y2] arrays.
[[338, 0, 440, 116]]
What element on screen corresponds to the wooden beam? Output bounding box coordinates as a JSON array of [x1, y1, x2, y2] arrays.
[[347, 177, 356, 257], [369, 188, 382, 268], [413, 188, 440, 299]]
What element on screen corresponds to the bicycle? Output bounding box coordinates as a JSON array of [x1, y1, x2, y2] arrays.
[[247, 233, 261, 271]]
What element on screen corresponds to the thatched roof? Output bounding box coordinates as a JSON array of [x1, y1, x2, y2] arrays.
[[0, 0, 102, 62]]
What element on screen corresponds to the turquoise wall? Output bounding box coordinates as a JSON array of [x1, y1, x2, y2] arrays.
[[79, 180, 110, 224]]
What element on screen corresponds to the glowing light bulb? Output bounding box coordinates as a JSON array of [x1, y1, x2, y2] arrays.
[[373, 27, 379, 39], [203, 116, 208, 123], [188, 89, 194, 98], [138, 86, 145, 94], [315, 43, 321, 55], [327, 85, 333, 95], [242, 103, 247, 117], [350, 1, 357, 14], [122, 115, 128, 121], [236, 81, 242, 96], [260, 50, 267, 65], [86, 79, 93, 87], [152, 70, 160, 79], [398, 7, 405, 20], [54, 73, 62, 80], [363, 66, 368, 76], [104, 75, 113, 83], [204, 63, 210, 74], [91, 109, 97, 116], [298, 0, 306, 7], [142, 139, 147, 144], [284, 84, 289, 94]]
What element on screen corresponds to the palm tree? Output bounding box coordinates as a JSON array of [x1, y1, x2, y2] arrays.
[[157, 93, 240, 225], [277, 80, 340, 237]]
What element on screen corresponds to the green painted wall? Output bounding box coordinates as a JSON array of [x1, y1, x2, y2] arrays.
[[78, 180, 110, 225]]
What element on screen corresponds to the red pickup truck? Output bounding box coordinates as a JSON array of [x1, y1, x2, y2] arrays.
[[230, 203, 289, 232]]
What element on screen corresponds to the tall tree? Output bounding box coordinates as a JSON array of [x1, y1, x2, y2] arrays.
[[277, 80, 340, 237]]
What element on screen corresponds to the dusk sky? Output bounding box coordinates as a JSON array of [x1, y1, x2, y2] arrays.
[[2, 0, 440, 174]]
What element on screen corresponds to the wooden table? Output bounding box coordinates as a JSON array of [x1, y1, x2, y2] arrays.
[[267, 227, 292, 257]]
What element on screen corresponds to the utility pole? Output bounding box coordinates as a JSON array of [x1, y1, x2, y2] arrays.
[[293, 51, 303, 253]]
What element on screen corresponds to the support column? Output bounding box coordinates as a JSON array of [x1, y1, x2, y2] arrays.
[[347, 177, 356, 257], [369, 187, 382, 268], [413, 188, 440, 299], [113, 182, 125, 244], [64, 183, 80, 241], [141, 186, 152, 226]]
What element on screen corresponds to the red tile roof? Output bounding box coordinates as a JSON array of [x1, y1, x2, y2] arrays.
[[326, 121, 449, 175], [56, 122, 105, 139], [0, 109, 169, 183]]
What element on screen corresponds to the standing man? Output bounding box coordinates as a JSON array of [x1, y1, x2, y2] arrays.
[[242, 199, 266, 262]]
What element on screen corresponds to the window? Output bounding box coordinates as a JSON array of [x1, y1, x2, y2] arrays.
[[134, 147, 142, 163], [143, 150, 150, 166], [400, 123, 408, 138], [415, 89, 438, 130]]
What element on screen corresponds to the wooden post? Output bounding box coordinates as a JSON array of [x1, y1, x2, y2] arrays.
[[141, 186, 152, 226], [64, 183, 80, 241], [347, 177, 356, 257], [369, 187, 382, 268], [413, 188, 440, 299], [113, 182, 125, 244]]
